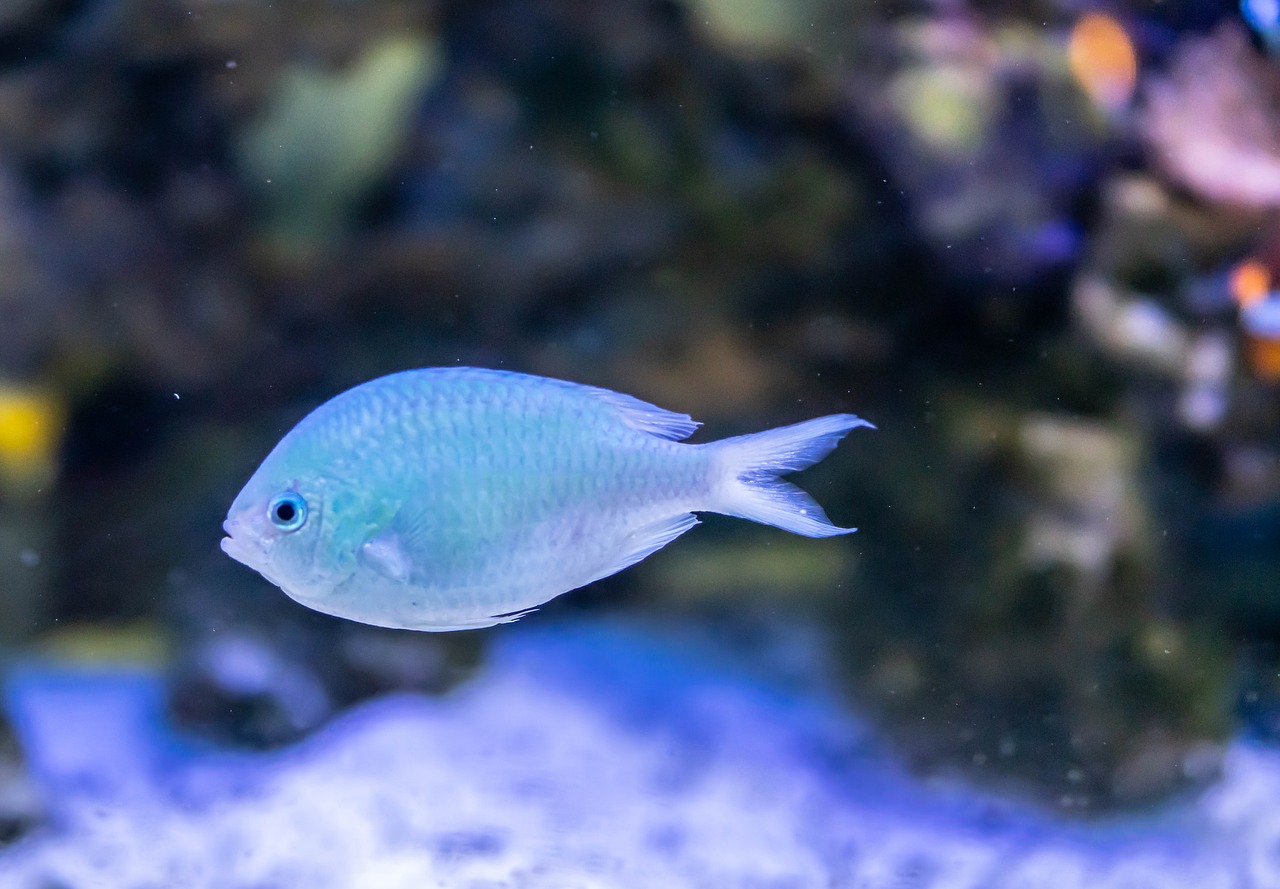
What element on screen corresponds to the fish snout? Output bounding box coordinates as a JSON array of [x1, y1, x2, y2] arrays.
[[220, 512, 265, 569]]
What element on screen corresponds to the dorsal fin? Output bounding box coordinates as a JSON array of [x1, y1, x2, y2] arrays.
[[583, 385, 700, 441]]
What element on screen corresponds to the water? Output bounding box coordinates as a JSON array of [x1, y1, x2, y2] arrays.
[[0, 1, 1278, 885]]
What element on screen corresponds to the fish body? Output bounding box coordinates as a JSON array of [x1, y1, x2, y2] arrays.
[[221, 367, 871, 631]]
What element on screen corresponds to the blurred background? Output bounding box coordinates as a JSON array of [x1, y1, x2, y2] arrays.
[[0, 0, 1279, 882]]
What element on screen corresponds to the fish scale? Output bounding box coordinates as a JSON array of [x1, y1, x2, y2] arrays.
[[221, 367, 872, 631]]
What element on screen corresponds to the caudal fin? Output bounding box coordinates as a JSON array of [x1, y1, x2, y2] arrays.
[[709, 414, 873, 537]]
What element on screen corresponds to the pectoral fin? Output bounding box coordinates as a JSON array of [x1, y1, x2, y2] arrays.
[[360, 531, 413, 583]]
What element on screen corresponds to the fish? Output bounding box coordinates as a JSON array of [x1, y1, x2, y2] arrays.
[[220, 367, 872, 631]]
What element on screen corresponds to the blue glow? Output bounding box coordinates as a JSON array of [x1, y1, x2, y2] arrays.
[[1243, 297, 1280, 337], [1244, 0, 1280, 36]]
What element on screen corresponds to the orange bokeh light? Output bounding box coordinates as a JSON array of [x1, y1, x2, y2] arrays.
[[1230, 258, 1272, 308], [1068, 13, 1138, 111], [1247, 335, 1280, 382]]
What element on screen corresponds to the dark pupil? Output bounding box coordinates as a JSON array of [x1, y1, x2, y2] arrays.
[[275, 501, 297, 523]]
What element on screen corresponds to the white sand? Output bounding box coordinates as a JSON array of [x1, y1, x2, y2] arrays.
[[0, 620, 1270, 888]]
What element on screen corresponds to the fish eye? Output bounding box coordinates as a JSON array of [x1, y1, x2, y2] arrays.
[[268, 492, 308, 532]]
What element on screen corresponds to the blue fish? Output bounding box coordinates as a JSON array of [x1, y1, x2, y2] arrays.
[[221, 367, 871, 631]]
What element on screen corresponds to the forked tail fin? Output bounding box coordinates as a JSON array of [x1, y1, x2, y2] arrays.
[[708, 414, 873, 537]]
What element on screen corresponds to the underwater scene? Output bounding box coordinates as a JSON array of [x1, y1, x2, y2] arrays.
[[0, 0, 1279, 886]]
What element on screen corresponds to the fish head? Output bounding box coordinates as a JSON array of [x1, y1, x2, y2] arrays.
[[221, 447, 368, 607]]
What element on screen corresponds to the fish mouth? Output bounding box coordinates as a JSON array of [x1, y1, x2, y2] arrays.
[[220, 518, 262, 570], [221, 515, 293, 593]]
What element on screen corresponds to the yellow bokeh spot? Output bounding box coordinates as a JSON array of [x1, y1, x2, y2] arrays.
[[41, 621, 168, 667], [893, 67, 993, 155], [0, 386, 63, 482]]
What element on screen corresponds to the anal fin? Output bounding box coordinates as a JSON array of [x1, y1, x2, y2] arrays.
[[406, 607, 537, 632], [583, 512, 699, 586]]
